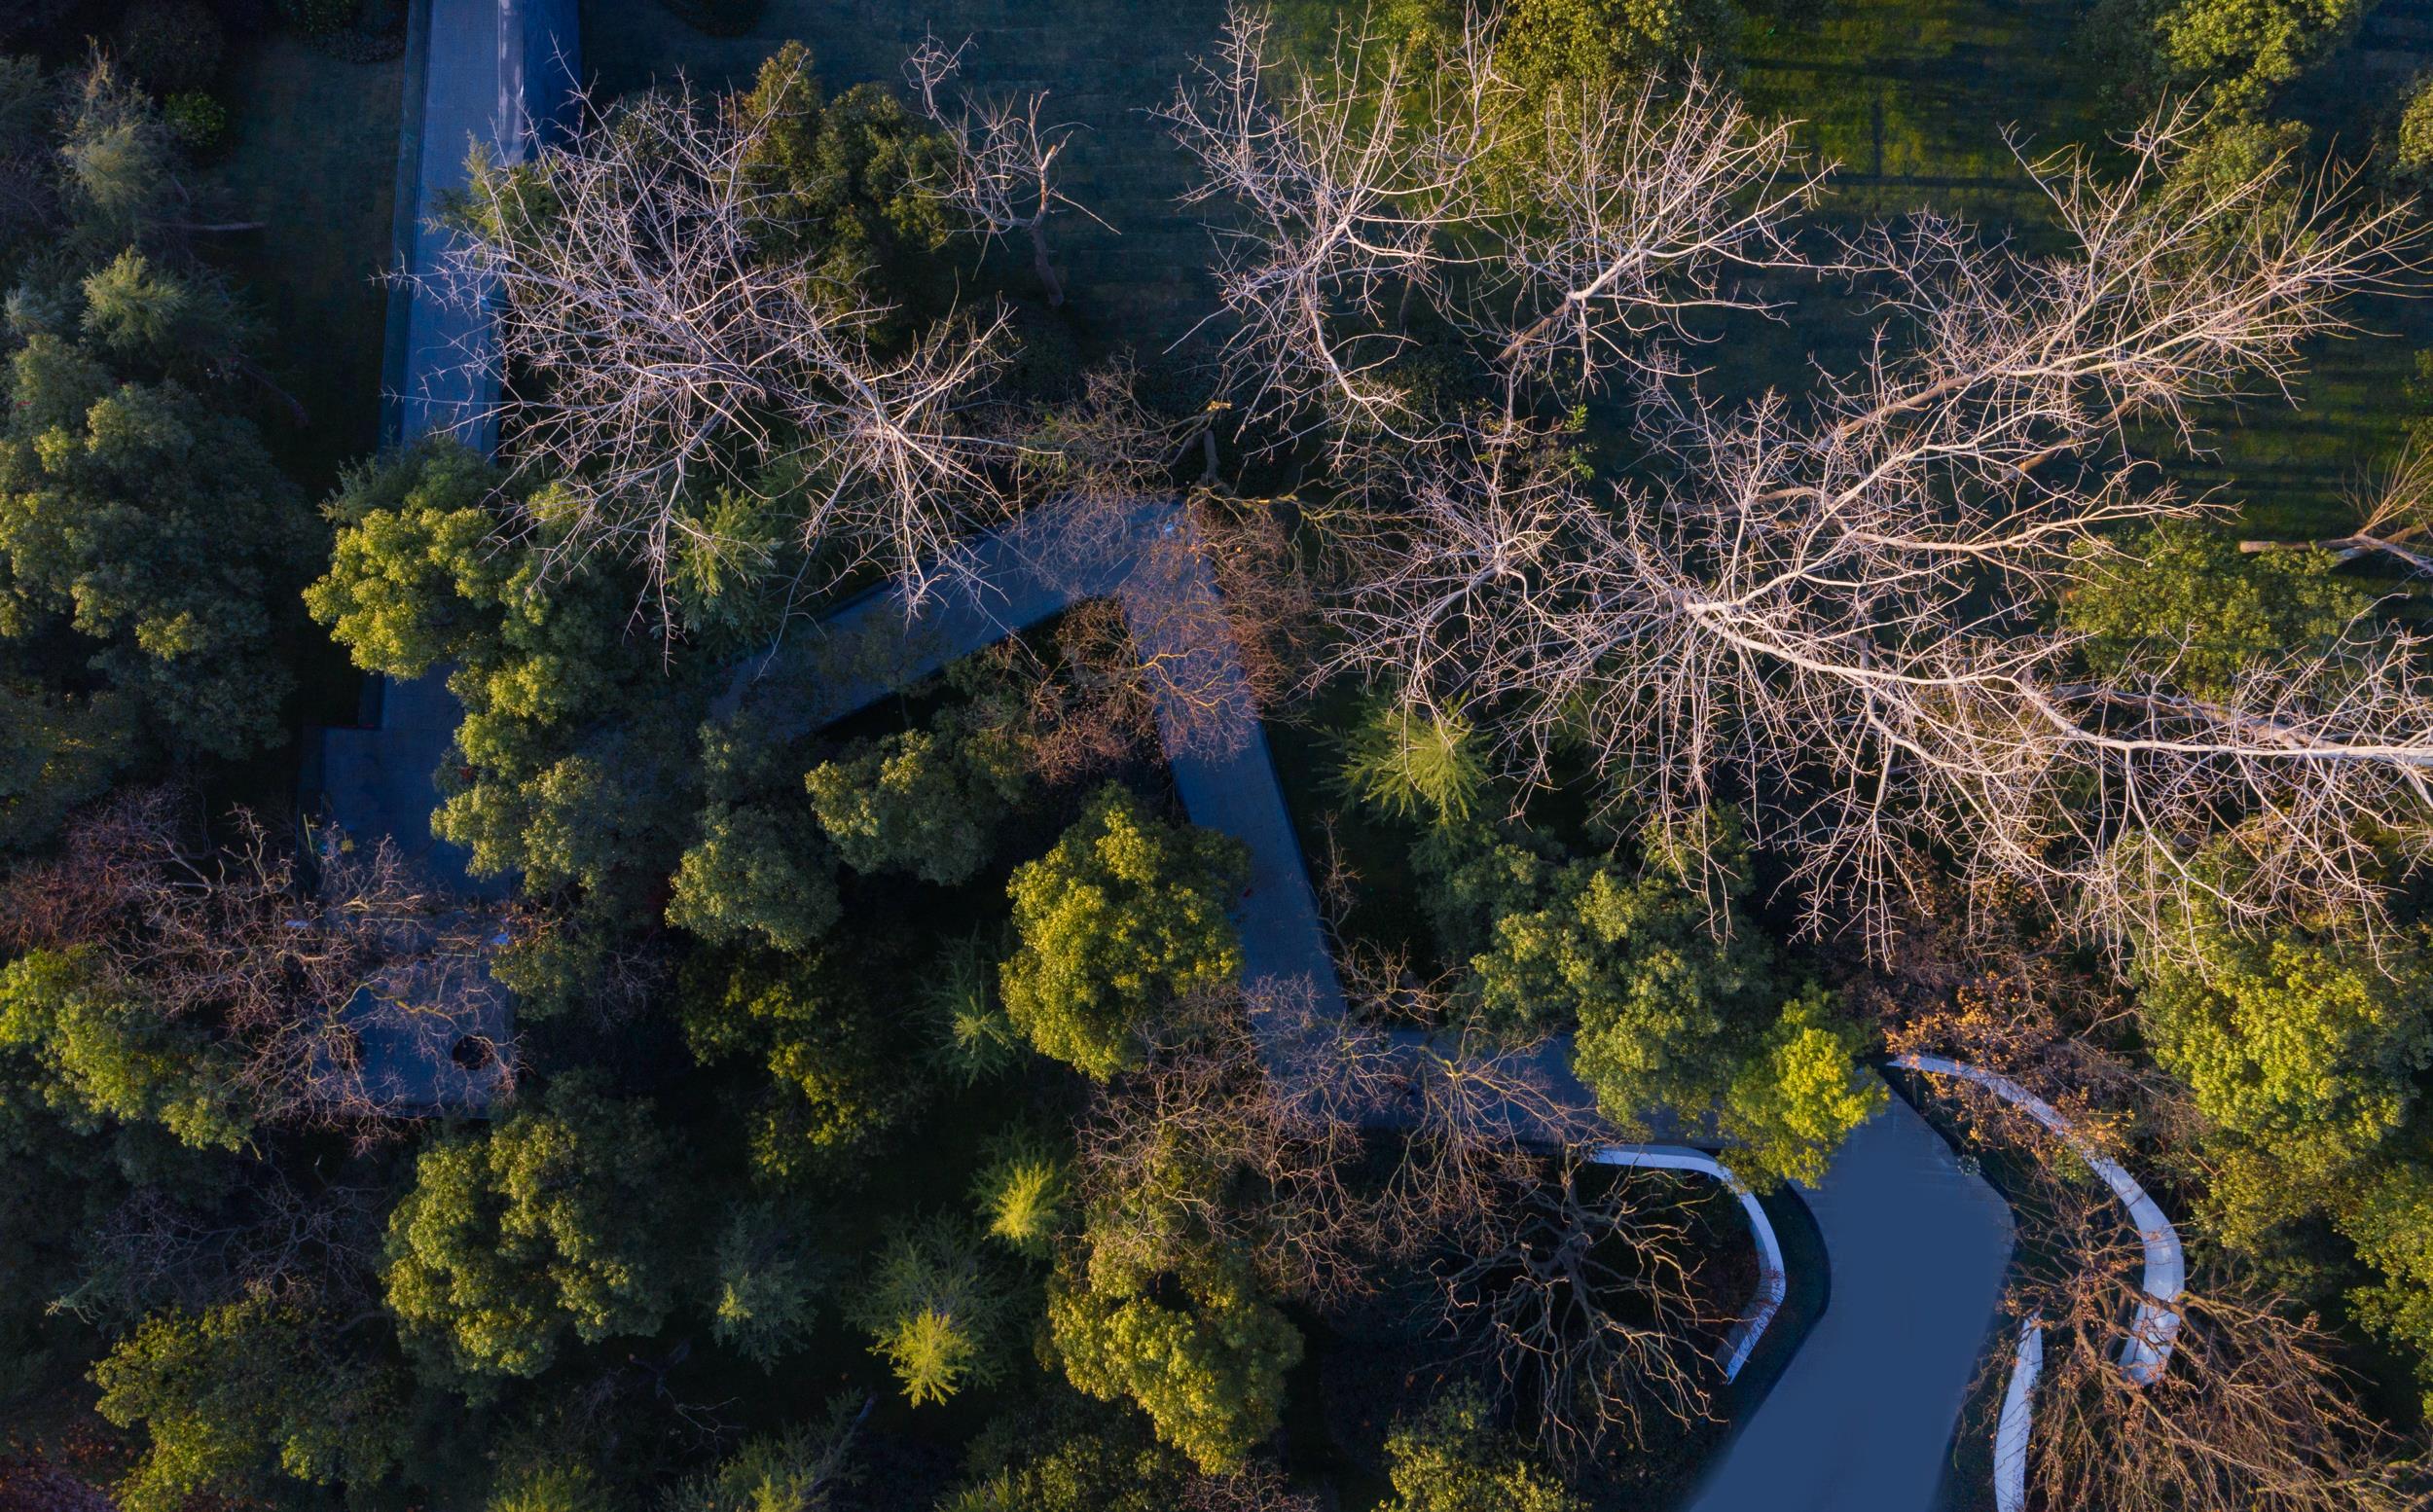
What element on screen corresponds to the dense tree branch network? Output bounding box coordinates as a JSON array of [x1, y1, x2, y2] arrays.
[[1172, 2, 2433, 960], [418, 66, 1017, 618]]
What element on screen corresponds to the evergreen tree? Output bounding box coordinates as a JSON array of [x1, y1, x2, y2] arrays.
[[1000, 787, 1248, 1079]]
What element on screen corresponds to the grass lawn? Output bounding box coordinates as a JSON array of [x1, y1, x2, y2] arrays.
[[585, 0, 1233, 358], [1740, 0, 2110, 223], [202, 32, 405, 497]]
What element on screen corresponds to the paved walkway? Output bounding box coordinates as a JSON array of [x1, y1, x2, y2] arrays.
[[300, 0, 578, 1106], [720, 499, 1346, 1013], [316, 0, 579, 898], [1687, 1094, 2015, 1512], [338, 4, 2021, 1498]]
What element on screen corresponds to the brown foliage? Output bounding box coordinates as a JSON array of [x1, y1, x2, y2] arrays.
[[1072, 983, 1720, 1461], [1992, 1162, 2430, 1512]]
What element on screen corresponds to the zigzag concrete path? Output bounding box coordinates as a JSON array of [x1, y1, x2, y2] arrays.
[[325, 3, 2022, 1504]]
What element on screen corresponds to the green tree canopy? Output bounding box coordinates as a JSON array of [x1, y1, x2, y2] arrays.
[[0, 62, 308, 833], [845, 1216, 1016, 1407], [0, 677, 129, 846], [676, 949, 913, 1185], [91, 1290, 407, 1512], [1376, 1385, 1583, 1512], [487, 1463, 629, 1512], [2152, 0, 2371, 113], [939, 1388, 1196, 1512], [664, 1411, 863, 1512], [2062, 522, 2366, 702], [1718, 987, 1886, 1189], [1000, 786, 1249, 1079], [381, 1072, 675, 1384], [710, 1200, 829, 1370], [1043, 1251, 1301, 1474], [736, 41, 961, 326], [671, 712, 843, 954], [0, 335, 305, 759], [1335, 695, 1488, 826], [2138, 914, 2433, 1222], [0, 946, 246, 1150], [1426, 813, 1873, 1185], [308, 441, 702, 919], [2336, 1155, 2433, 1415], [805, 716, 1027, 885], [302, 436, 514, 676], [972, 1132, 1071, 1259]]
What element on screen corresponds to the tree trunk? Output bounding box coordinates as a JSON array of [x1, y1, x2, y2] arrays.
[[1027, 219, 1065, 307], [2240, 535, 2433, 578]]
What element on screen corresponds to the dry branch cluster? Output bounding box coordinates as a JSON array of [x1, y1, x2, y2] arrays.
[[1985, 1150, 2428, 1512], [1074, 984, 1721, 1460], [1169, 2, 2433, 962], [421, 63, 1018, 616], [0, 788, 515, 1130]]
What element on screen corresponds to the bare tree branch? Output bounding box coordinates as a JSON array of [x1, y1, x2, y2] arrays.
[[416, 65, 1019, 625], [904, 33, 1107, 307]]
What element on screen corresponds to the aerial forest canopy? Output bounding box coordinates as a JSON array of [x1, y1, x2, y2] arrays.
[[6, 2, 2433, 1510]]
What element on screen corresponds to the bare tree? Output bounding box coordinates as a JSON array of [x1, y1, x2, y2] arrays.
[[1180, 1462, 1322, 1512], [51, 1173, 384, 1326], [1990, 1159, 2428, 1512], [904, 34, 1106, 306], [420, 62, 1017, 622], [1181, 3, 2433, 961], [1437, 1157, 1721, 1464], [1071, 980, 1721, 1459], [1163, 9, 1819, 450], [1160, 6, 1507, 454], [1476, 64, 1821, 390]]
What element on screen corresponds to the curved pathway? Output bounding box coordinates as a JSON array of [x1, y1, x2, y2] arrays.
[[1684, 1092, 2015, 1512], [1892, 1055, 2190, 1512], [1590, 1145, 1787, 1381], [1892, 1055, 2186, 1380]]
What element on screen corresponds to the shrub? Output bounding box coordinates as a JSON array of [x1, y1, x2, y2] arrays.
[[2400, 75, 2433, 183], [1336, 696, 1488, 825], [162, 91, 227, 154], [845, 1216, 1016, 1407], [115, 1, 225, 95], [972, 1133, 1071, 1258]]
